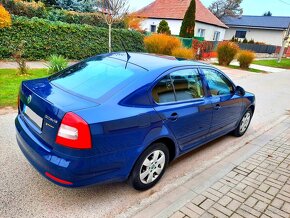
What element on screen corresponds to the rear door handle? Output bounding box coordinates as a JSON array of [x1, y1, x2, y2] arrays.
[[214, 104, 221, 110], [168, 112, 178, 121]]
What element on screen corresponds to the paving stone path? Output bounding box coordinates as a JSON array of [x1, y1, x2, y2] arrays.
[[170, 125, 290, 218]]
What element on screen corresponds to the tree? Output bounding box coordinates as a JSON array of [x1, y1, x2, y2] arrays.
[[99, 0, 129, 52], [208, 0, 243, 19], [263, 11, 272, 16], [179, 0, 196, 38], [125, 13, 145, 32], [157, 20, 171, 35], [0, 4, 11, 28], [55, 0, 101, 12]]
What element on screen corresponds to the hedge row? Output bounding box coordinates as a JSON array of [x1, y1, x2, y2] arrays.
[[0, 16, 145, 60], [1, 0, 125, 28]]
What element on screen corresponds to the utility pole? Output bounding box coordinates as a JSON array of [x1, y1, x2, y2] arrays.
[[278, 23, 290, 63]]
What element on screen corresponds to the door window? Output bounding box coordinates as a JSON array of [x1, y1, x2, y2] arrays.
[[203, 68, 234, 96], [152, 69, 204, 103]]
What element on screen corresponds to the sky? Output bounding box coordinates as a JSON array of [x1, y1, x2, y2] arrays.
[[129, 0, 290, 16]]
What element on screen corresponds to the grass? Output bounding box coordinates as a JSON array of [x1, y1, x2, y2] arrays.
[[213, 63, 266, 73], [0, 69, 48, 108], [252, 58, 290, 69]]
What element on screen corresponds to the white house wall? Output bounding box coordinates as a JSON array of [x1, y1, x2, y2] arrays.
[[224, 28, 285, 46], [141, 18, 226, 41]]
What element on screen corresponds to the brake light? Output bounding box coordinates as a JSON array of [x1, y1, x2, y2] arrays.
[[56, 112, 92, 149]]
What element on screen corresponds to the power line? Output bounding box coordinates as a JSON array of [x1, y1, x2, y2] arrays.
[[278, 0, 290, 6]]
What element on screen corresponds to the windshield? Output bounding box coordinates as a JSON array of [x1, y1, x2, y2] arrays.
[[50, 58, 136, 101]]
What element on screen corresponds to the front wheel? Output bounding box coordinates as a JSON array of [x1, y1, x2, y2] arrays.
[[129, 143, 169, 191], [233, 109, 253, 137]]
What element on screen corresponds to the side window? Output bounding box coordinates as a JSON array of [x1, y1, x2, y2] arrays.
[[152, 69, 204, 104], [170, 69, 204, 101], [152, 75, 175, 103], [203, 68, 234, 96]]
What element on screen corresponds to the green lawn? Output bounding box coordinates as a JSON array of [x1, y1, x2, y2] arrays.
[[252, 58, 290, 69], [0, 69, 48, 108]]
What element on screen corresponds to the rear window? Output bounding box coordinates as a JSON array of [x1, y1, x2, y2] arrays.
[[50, 58, 136, 100]]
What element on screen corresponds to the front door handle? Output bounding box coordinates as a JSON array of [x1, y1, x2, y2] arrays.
[[214, 104, 221, 110], [168, 112, 178, 121]]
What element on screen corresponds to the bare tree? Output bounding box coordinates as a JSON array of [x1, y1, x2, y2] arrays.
[[99, 0, 129, 53], [208, 0, 243, 19]]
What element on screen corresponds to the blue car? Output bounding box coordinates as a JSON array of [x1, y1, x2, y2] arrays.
[[15, 53, 255, 190]]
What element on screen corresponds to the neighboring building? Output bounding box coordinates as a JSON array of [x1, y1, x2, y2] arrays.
[[222, 15, 290, 46], [135, 0, 228, 41]]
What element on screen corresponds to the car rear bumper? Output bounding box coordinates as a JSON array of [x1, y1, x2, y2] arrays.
[[15, 115, 131, 187]]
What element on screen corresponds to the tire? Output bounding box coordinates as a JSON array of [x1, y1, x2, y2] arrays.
[[129, 143, 169, 191], [233, 109, 253, 137]]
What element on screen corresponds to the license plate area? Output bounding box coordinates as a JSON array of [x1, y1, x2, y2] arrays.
[[23, 105, 43, 130]]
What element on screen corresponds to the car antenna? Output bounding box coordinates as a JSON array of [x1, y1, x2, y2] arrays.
[[119, 39, 131, 69]]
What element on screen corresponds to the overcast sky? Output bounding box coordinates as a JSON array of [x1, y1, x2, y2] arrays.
[[129, 0, 290, 16]]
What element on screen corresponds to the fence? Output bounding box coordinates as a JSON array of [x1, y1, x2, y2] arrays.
[[237, 43, 277, 54]]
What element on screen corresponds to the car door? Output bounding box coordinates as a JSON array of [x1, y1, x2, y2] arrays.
[[152, 68, 213, 151], [201, 67, 243, 136]]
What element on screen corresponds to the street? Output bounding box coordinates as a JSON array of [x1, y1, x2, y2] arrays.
[[0, 68, 290, 218]]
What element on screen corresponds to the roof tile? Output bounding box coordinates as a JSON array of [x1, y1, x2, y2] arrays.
[[135, 0, 228, 28]]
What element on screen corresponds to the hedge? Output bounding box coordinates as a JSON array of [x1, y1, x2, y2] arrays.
[[0, 16, 145, 60], [1, 0, 125, 28]]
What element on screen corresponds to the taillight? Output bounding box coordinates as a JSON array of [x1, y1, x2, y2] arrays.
[[56, 112, 92, 149]]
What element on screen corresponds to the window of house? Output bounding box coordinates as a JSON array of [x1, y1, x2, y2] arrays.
[[213, 31, 220, 41], [197, 28, 205, 37], [150, 25, 156, 32], [235, 30, 247, 38], [152, 69, 204, 103]]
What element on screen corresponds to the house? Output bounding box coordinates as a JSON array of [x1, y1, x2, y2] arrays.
[[134, 0, 228, 41], [222, 15, 290, 46]]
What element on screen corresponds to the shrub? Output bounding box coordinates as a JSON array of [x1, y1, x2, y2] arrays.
[[0, 16, 144, 60], [0, 4, 12, 28], [157, 20, 171, 35], [217, 41, 239, 66], [47, 55, 68, 74], [237, 50, 255, 69], [171, 47, 194, 59], [1, 0, 125, 28], [192, 39, 214, 60], [144, 34, 181, 55]]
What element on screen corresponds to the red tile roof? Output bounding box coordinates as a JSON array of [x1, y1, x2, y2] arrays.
[[135, 0, 228, 28]]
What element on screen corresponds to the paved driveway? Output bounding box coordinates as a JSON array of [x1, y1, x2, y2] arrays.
[[0, 68, 290, 218]]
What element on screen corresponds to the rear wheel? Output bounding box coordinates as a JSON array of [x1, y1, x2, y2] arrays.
[[129, 143, 169, 191], [233, 109, 253, 137]]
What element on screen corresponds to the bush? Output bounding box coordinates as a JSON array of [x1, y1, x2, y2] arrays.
[[237, 50, 255, 69], [192, 39, 214, 60], [144, 34, 181, 55], [47, 54, 68, 74], [0, 4, 12, 28], [157, 20, 171, 35], [1, 0, 125, 28], [217, 41, 239, 66], [171, 47, 194, 59], [0, 16, 144, 60]]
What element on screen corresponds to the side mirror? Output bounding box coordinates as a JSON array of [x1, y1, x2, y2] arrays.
[[235, 86, 245, 96]]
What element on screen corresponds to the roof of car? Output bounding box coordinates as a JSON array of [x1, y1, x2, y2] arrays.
[[107, 52, 210, 71]]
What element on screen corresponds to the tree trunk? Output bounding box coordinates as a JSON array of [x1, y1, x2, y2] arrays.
[[108, 23, 112, 53]]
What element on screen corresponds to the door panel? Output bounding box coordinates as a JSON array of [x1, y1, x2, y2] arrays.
[[154, 100, 212, 150], [201, 68, 242, 135], [152, 68, 213, 151]]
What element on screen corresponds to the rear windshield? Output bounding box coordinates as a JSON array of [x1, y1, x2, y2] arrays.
[[50, 58, 136, 100]]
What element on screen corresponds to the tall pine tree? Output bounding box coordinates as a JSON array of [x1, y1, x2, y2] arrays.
[[179, 0, 196, 38]]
